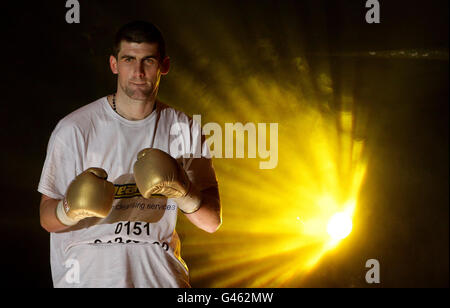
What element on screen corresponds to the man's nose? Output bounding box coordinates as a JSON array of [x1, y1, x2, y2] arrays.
[[133, 62, 145, 77]]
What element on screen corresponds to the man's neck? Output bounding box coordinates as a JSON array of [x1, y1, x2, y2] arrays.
[[109, 91, 156, 121]]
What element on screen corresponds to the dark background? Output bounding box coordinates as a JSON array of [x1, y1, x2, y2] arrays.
[[1, 0, 448, 287]]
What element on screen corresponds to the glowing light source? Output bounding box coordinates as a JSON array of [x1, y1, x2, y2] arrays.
[[327, 212, 353, 241]]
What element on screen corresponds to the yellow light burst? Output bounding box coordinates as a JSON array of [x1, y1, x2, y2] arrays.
[[327, 212, 353, 241], [166, 15, 368, 287], [175, 98, 367, 287]]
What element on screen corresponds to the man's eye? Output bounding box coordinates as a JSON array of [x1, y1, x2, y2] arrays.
[[124, 58, 133, 62], [145, 59, 156, 64]]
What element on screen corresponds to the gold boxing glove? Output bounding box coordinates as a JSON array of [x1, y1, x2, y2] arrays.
[[56, 168, 115, 226], [133, 148, 202, 214]]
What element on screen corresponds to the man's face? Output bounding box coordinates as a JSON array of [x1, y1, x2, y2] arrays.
[[110, 41, 169, 101]]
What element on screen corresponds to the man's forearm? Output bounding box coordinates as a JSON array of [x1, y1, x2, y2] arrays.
[[184, 187, 222, 233], [39, 195, 71, 233]]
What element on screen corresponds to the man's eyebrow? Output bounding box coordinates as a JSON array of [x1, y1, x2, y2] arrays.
[[120, 55, 158, 60], [142, 55, 159, 60]]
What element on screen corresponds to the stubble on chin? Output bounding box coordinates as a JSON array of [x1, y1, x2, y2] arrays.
[[121, 84, 155, 101]]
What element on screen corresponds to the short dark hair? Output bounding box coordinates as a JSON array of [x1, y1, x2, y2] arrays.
[[113, 21, 166, 60]]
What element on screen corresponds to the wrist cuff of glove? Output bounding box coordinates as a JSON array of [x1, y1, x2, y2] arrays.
[[56, 200, 78, 226], [177, 184, 202, 214]]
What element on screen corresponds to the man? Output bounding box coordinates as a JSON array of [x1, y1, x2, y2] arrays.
[[38, 21, 221, 288]]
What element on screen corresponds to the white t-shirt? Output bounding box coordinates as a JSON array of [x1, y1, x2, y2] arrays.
[[38, 96, 218, 288]]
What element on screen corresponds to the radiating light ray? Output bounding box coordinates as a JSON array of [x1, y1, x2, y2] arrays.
[[309, 49, 449, 60], [176, 112, 367, 287], [161, 3, 369, 288], [176, 98, 367, 287]]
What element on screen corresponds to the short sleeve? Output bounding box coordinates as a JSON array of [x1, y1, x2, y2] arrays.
[[37, 124, 80, 199], [183, 120, 218, 191]]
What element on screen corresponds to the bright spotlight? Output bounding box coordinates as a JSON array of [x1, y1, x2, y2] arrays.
[[327, 212, 353, 241]]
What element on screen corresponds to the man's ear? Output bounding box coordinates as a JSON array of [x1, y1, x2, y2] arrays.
[[160, 56, 170, 75], [110, 55, 118, 75]]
